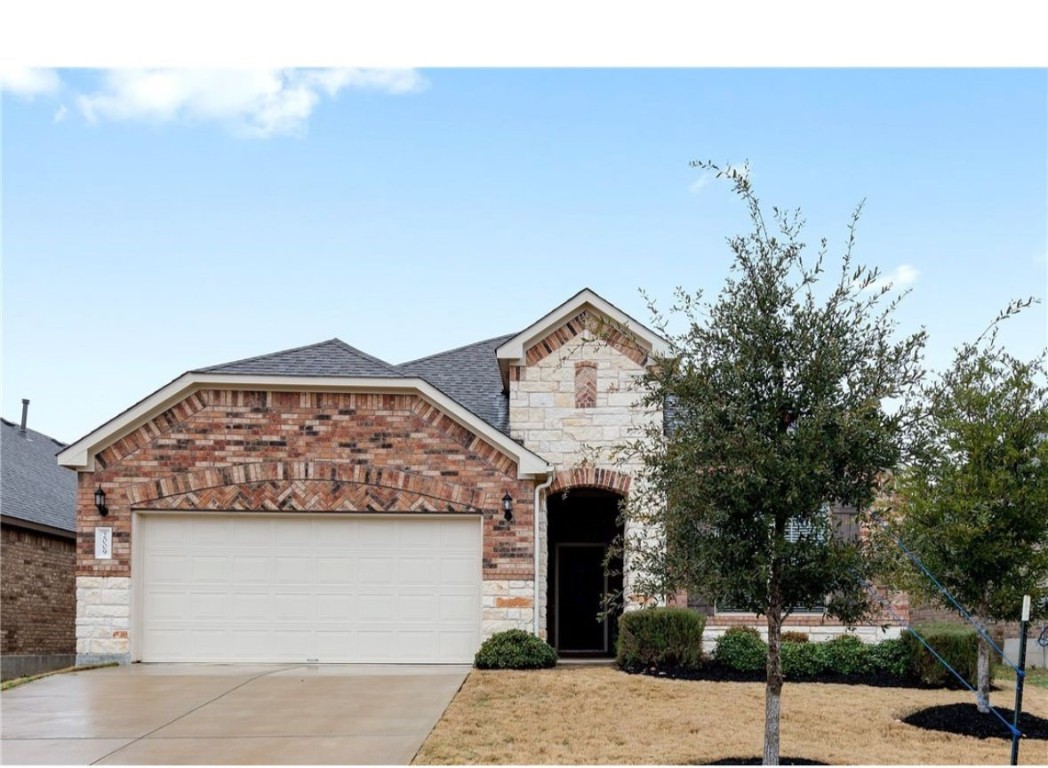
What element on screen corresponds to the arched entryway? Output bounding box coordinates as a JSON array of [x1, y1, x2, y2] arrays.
[[546, 488, 624, 657]]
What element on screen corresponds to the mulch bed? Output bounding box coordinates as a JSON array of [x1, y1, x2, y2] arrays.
[[624, 664, 986, 690], [703, 758, 828, 765], [902, 703, 1048, 741]]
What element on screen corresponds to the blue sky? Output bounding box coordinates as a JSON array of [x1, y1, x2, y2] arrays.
[[2, 68, 1046, 442]]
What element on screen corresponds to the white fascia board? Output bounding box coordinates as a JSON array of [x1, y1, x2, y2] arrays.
[[495, 288, 670, 363], [57, 373, 553, 480]]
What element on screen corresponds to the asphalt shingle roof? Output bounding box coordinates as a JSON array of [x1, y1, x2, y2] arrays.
[[397, 334, 514, 434], [195, 338, 405, 378], [0, 418, 77, 533]]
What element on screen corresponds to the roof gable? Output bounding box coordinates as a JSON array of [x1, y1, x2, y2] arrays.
[[494, 288, 669, 387], [56, 373, 553, 479], [0, 418, 76, 533], [196, 338, 404, 378]]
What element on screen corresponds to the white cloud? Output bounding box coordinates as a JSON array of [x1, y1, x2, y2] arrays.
[[76, 68, 426, 138], [0, 67, 61, 97], [688, 174, 712, 194], [863, 263, 919, 293]]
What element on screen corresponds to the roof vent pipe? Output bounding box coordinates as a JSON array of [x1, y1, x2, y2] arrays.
[[20, 399, 29, 434]]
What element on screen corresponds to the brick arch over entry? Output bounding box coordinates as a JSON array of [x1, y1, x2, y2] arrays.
[[549, 466, 631, 496], [126, 460, 488, 513]]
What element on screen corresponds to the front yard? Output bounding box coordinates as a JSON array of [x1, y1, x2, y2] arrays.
[[414, 665, 1048, 765]]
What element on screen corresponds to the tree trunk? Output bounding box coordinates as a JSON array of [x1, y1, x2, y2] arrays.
[[764, 607, 783, 765], [976, 634, 991, 714]]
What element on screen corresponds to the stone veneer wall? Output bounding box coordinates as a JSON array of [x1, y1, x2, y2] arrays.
[[507, 323, 662, 638], [74, 388, 538, 663], [75, 576, 131, 663]]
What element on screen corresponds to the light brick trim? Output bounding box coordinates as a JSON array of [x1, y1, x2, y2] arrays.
[[549, 466, 632, 495], [524, 311, 648, 367], [126, 461, 486, 511]]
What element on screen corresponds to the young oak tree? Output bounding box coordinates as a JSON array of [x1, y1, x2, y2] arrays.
[[889, 302, 1048, 713], [618, 162, 925, 765]]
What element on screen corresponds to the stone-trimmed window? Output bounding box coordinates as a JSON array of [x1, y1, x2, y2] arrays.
[[575, 362, 597, 408]]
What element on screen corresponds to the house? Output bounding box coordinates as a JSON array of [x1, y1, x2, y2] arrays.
[[1, 401, 78, 680], [57, 289, 907, 666]]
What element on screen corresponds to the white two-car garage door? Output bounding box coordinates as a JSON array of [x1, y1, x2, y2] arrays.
[[138, 514, 481, 664]]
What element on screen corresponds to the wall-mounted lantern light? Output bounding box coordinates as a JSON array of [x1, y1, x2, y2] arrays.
[[501, 493, 513, 522], [94, 486, 109, 517]]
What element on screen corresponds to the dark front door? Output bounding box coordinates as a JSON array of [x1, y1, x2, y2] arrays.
[[556, 544, 608, 653]]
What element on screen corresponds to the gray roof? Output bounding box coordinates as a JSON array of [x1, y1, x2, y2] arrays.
[[397, 334, 514, 434], [195, 334, 515, 434], [0, 418, 77, 534], [195, 338, 405, 378]]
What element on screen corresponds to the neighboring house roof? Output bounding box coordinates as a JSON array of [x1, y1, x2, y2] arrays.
[[397, 334, 515, 435], [0, 417, 76, 535], [195, 338, 405, 378]]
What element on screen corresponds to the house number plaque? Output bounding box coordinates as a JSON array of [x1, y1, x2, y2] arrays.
[[95, 527, 112, 559]]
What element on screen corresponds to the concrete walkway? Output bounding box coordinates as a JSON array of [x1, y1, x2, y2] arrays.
[[0, 663, 469, 765]]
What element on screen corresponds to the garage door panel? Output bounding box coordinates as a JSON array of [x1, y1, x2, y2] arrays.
[[275, 557, 313, 584], [398, 557, 438, 585], [439, 594, 476, 621], [191, 592, 227, 619], [316, 556, 355, 584], [275, 593, 312, 620], [151, 554, 190, 582], [192, 519, 231, 545], [140, 515, 482, 663], [148, 591, 189, 619], [191, 556, 229, 583], [233, 521, 272, 546], [233, 556, 270, 583], [440, 557, 478, 585], [316, 594, 355, 619]]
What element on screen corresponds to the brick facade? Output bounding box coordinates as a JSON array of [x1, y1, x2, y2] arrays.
[[74, 388, 537, 659], [1, 524, 76, 656]]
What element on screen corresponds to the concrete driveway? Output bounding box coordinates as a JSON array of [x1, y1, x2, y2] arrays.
[[0, 663, 469, 765]]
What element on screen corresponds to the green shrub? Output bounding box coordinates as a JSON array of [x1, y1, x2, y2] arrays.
[[781, 640, 827, 678], [781, 631, 810, 644], [474, 629, 558, 670], [714, 626, 767, 673], [818, 634, 868, 675], [900, 623, 987, 687], [864, 638, 913, 677], [616, 608, 705, 670]]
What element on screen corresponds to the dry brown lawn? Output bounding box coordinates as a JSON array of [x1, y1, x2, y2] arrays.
[[414, 665, 1048, 765]]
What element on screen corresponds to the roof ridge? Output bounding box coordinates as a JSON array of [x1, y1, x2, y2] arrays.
[[327, 338, 403, 375], [193, 338, 347, 373], [396, 333, 516, 368], [0, 418, 68, 446]]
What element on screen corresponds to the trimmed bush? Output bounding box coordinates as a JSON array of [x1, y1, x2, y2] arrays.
[[864, 637, 912, 677], [781, 631, 810, 644], [616, 607, 705, 670], [714, 626, 767, 673], [819, 634, 868, 675], [900, 623, 986, 687], [781, 640, 827, 678], [474, 629, 558, 670]]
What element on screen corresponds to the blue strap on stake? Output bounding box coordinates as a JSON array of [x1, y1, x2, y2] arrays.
[[858, 576, 1022, 739], [870, 514, 1023, 675]]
